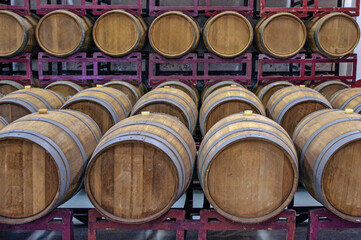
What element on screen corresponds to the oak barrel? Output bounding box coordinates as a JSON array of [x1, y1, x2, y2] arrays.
[[200, 85, 265, 136], [131, 88, 198, 133], [329, 88, 361, 113], [201, 81, 244, 103], [85, 113, 196, 223], [306, 13, 360, 58], [45, 81, 83, 100], [314, 80, 350, 101], [155, 81, 199, 106], [255, 12, 306, 59], [266, 86, 332, 136], [0, 116, 7, 130], [149, 11, 200, 58], [0, 88, 66, 123], [61, 86, 132, 135], [103, 80, 144, 106], [198, 112, 298, 223], [0, 80, 24, 96], [293, 109, 361, 222], [36, 10, 93, 57], [0, 109, 101, 224], [93, 10, 147, 57], [203, 11, 253, 58], [0, 11, 39, 57], [256, 81, 294, 107]]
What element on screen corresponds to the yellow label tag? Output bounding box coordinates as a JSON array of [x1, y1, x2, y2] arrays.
[[25, 85, 31, 89], [38, 109, 48, 114], [164, 86, 170, 89], [96, 84, 103, 88], [141, 111, 150, 116], [230, 84, 237, 88], [299, 85, 306, 88], [244, 110, 253, 116], [345, 109, 354, 114]]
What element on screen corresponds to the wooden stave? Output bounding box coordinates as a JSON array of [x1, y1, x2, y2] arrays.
[[0, 11, 39, 57], [36, 10, 93, 57], [200, 86, 266, 136], [314, 80, 350, 101], [45, 81, 83, 100], [0, 110, 101, 224], [306, 13, 360, 58], [85, 113, 196, 223], [0, 88, 66, 123], [257, 81, 295, 107], [201, 81, 244, 103], [103, 80, 144, 107], [61, 87, 132, 134], [93, 10, 147, 57], [254, 12, 307, 59], [203, 11, 253, 58], [149, 11, 200, 58], [155, 81, 199, 107], [131, 88, 198, 133], [198, 112, 298, 223], [329, 88, 361, 113], [292, 109, 361, 222], [266, 86, 332, 135], [0, 80, 24, 95]]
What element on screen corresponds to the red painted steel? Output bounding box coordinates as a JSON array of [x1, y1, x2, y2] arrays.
[[0, 53, 32, 85]]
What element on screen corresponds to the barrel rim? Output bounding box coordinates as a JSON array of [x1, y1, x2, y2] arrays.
[[155, 81, 198, 105], [0, 80, 25, 91], [257, 81, 294, 104], [93, 9, 143, 57], [202, 81, 243, 102], [203, 11, 253, 58], [103, 80, 141, 102], [149, 11, 200, 58], [45, 80, 83, 93], [36, 10, 86, 57]]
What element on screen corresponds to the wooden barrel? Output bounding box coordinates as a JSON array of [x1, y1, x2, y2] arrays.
[[0, 116, 7, 130], [203, 11, 253, 58], [103, 80, 144, 106], [329, 88, 361, 113], [257, 81, 294, 107], [131, 88, 198, 133], [314, 80, 350, 101], [45, 81, 83, 100], [0, 80, 24, 95], [255, 12, 307, 59], [0, 88, 66, 123], [155, 81, 199, 106], [85, 113, 196, 223], [266, 86, 332, 136], [149, 11, 200, 58], [198, 112, 298, 223], [306, 13, 360, 58], [36, 10, 93, 57], [61, 86, 132, 135], [200, 85, 265, 136], [0, 11, 39, 57], [93, 10, 147, 57], [293, 109, 361, 222], [201, 81, 244, 103], [0, 109, 101, 224]]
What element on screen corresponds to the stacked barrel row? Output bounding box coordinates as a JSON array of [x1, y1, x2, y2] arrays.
[[0, 10, 359, 59]]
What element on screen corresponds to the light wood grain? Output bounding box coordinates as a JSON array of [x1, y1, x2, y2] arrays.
[[154, 81, 199, 106], [329, 88, 361, 113], [198, 112, 298, 223], [201, 81, 244, 103], [314, 80, 350, 101], [256, 81, 294, 107], [0, 80, 24, 96], [85, 113, 196, 223], [45, 81, 83, 100], [103, 80, 145, 107], [0, 110, 101, 224]]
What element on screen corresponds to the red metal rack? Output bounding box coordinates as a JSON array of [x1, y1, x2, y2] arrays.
[[35, 0, 142, 15], [260, 0, 360, 18], [88, 208, 296, 240], [149, 53, 252, 86], [92, 52, 142, 85], [149, 0, 253, 17], [0, 0, 30, 16], [0, 53, 32, 86], [0, 209, 74, 240], [257, 53, 357, 86], [307, 208, 361, 240]]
